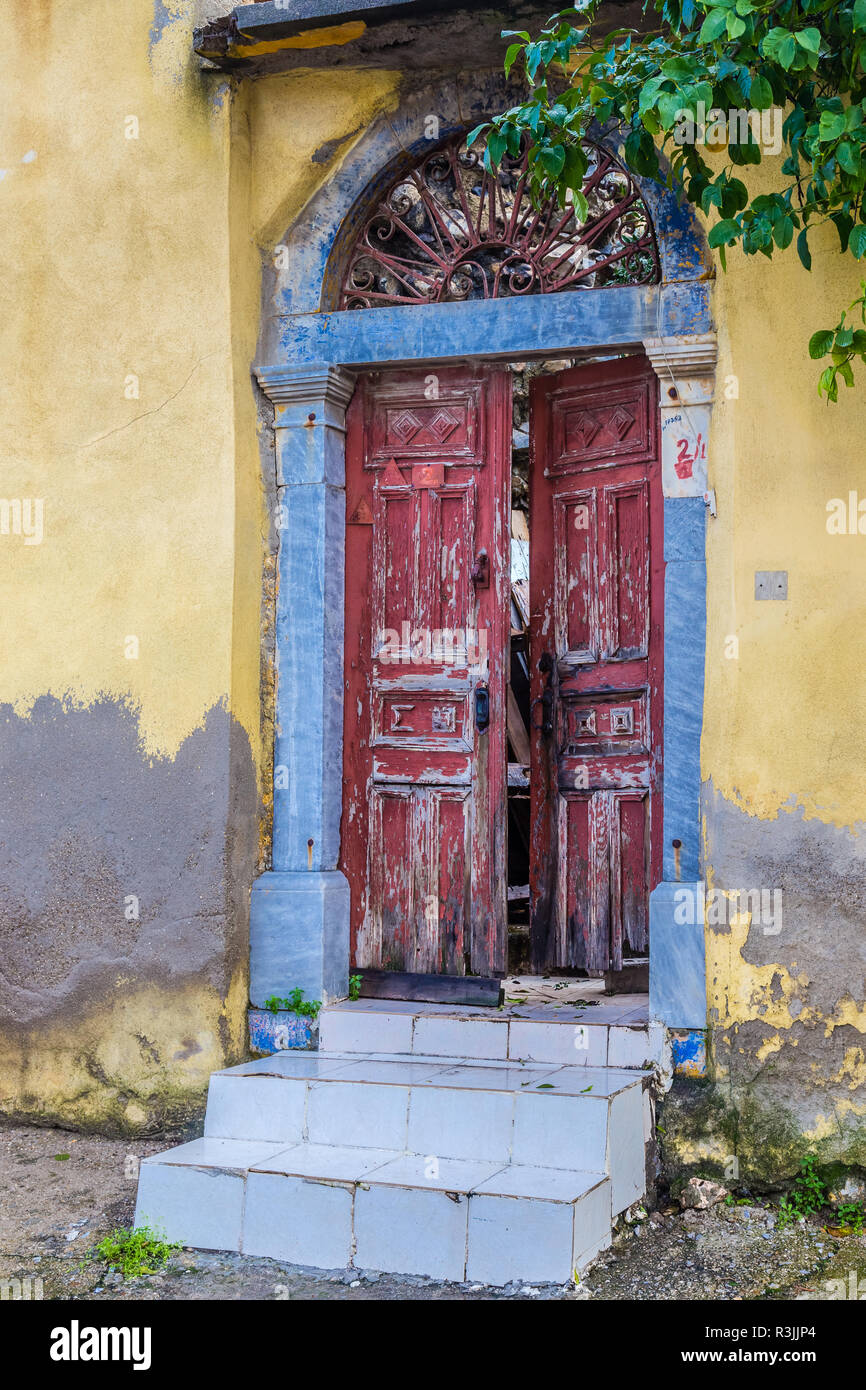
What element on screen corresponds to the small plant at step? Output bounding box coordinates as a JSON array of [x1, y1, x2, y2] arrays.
[[264, 988, 322, 1019], [348, 974, 362, 1002], [776, 1154, 827, 1228], [832, 1201, 865, 1235], [95, 1225, 180, 1280]]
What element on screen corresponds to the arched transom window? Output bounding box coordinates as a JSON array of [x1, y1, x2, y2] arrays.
[[340, 134, 659, 310]]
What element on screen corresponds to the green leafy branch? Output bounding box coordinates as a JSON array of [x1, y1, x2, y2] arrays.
[[809, 277, 866, 398], [475, 0, 866, 395]]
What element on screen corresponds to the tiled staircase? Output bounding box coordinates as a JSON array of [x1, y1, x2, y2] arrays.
[[135, 998, 655, 1286]]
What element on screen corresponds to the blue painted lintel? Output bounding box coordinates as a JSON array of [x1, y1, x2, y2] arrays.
[[273, 282, 712, 371]]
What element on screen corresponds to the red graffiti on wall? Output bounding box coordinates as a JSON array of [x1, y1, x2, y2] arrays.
[[674, 433, 706, 479]]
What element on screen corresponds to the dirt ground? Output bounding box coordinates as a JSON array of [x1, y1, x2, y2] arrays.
[[1, 1119, 863, 1302]]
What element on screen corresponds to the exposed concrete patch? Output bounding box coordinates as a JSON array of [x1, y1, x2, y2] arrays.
[[0, 698, 259, 1131], [698, 779, 866, 1172]]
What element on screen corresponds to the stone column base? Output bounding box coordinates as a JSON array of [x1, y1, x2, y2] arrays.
[[649, 881, 707, 1030], [249, 871, 350, 1008]]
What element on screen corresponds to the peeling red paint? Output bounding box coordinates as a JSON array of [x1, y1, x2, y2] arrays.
[[528, 357, 664, 974], [340, 366, 510, 976]]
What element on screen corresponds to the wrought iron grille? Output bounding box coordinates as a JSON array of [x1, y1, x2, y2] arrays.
[[340, 135, 659, 310]]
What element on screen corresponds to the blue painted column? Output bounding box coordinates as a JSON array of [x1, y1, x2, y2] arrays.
[[249, 363, 356, 1007], [643, 336, 715, 1031]]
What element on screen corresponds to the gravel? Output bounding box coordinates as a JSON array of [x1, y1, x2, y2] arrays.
[[1, 1118, 863, 1301]]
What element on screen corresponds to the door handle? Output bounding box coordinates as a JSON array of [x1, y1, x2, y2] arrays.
[[470, 550, 490, 588], [530, 652, 556, 737], [475, 683, 490, 733]]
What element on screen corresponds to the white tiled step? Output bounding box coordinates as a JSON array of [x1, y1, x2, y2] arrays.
[[200, 1052, 647, 1204], [319, 1000, 656, 1069], [134, 1138, 612, 1285]]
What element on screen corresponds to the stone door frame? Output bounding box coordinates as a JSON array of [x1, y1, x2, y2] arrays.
[[249, 85, 714, 1031]]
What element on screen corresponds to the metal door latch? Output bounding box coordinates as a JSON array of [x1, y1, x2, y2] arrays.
[[470, 550, 490, 588], [530, 652, 556, 737], [475, 684, 490, 733]]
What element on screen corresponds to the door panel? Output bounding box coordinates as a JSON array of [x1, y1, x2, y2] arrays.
[[529, 356, 663, 974], [341, 366, 511, 977]]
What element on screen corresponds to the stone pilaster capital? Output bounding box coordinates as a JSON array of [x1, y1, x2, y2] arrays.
[[642, 334, 717, 406], [256, 362, 356, 414]]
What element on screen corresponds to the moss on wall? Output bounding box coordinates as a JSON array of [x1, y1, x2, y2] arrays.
[[660, 1075, 866, 1192]]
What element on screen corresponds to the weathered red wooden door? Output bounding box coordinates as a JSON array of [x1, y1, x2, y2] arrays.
[[341, 365, 511, 976], [528, 356, 663, 974]]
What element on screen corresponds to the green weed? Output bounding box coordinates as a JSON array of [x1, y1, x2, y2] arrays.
[[95, 1225, 180, 1280]]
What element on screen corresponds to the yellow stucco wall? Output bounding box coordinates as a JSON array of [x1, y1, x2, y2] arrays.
[[0, 0, 399, 1130], [698, 159, 866, 1167], [0, 0, 398, 760], [706, 194, 866, 826], [0, 2, 239, 758]]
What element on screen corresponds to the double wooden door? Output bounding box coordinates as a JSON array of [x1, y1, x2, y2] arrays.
[[340, 356, 662, 978]]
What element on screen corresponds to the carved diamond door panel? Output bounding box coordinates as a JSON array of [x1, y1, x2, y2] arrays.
[[341, 366, 510, 977], [529, 357, 663, 974]]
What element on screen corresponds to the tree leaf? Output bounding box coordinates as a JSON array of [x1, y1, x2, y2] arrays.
[[818, 365, 836, 400], [763, 27, 796, 68], [818, 110, 846, 142], [833, 212, 854, 253], [850, 226, 866, 259], [504, 43, 524, 78], [837, 141, 861, 176], [699, 9, 728, 42], [486, 131, 507, 169], [808, 330, 835, 359], [778, 33, 797, 67], [708, 218, 740, 247], [539, 143, 565, 177], [561, 143, 588, 190], [795, 27, 821, 53], [658, 92, 684, 130], [750, 74, 773, 111]]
